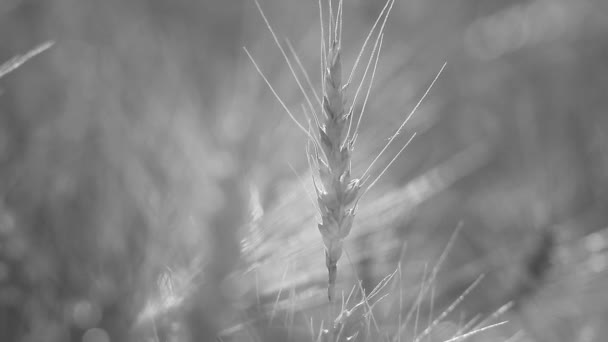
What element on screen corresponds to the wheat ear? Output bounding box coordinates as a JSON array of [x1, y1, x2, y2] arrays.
[[247, 0, 401, 302], [313, 0, 358, 302], [314, 39, 358, 302], [313, 0, 397, 302]]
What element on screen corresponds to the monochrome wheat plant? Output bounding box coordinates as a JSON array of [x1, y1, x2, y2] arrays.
[[246, 0, 445, 303], [312, 3, 360, 303]]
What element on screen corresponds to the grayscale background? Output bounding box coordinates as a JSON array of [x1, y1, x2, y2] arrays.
[[1, 0, 608, 341]]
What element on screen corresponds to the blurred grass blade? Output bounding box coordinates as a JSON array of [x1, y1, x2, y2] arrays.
[[0, 41, 54, 79]]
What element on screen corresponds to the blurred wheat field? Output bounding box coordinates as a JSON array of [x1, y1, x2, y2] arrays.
[[1, 0, 608, 342]]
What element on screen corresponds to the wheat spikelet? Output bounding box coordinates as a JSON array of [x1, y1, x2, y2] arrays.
[[313, 25, 359, 302], [248, 0, 444, 303], [314, 42, 358, 302], [245, 0, 368, 302], [312, 0, 396, 302]]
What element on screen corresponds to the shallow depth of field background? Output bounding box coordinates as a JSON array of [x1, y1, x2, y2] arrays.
[[1, 0, 608, 341]]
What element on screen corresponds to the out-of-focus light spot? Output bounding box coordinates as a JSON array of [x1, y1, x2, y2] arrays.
[[585, 231, 606, 254], [587, 254, 606, 274], [465, 1, 584, 60], [218, 110, 250, 145], [70, 300, 103, 329], [0, 209, 16, 235], [82, 328, 110, 342], [578, 323, 598, 342], [248, 183, 264, 222], [209, 150, 238, 181]]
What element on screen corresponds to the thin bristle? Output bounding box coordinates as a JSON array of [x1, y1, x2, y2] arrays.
[[288, 161, 318, 211], [318, 0, 327, 99], [352, 32, 384, 143], [328, 0, 333, 48], [414, 275, 485, 342], [431, 222, 464, 280], [269, 263, 290, 324], [362, 132, 416, 199], [342, 248, 382, 332], [253, 0, 322, 129], [346, 32, 385, 145], [336, 0, 344, 48], [471, 302, 513, 332], [346, 0, 395, 88], [243, 47, 317, 142], [362, 61, 447, 183], [367, 266, 399, 300], [0, 41, 54, 79], [285, 39, 322, 107], [442, 321, 509, 342], [412, 265, 428, 341], [402, 223, 465, 339]]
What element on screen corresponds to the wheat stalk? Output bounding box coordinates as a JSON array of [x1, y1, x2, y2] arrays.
[[312, 0, 396, 302], [247, 0, 444, 303], [314, 37, 356, 302]]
